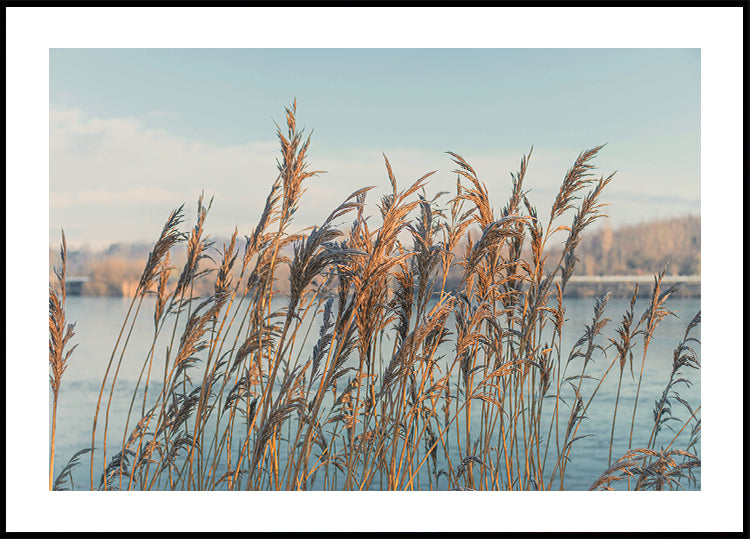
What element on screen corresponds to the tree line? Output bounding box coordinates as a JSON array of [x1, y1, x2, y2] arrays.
[[50, 215, 700, 297]]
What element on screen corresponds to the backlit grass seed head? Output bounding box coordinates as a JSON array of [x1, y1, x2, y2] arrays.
[[174, 194, 214, 300], [138, 205, 185, 293], [550, 145, 606, 224]]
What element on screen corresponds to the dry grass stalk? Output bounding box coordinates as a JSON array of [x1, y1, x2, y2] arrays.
[[50, 103, 700, 492], [49, 230, 77, 490]]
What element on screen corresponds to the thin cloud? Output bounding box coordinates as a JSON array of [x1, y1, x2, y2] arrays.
[[51, 186, 178, 208], [49, 108, 699, 246]]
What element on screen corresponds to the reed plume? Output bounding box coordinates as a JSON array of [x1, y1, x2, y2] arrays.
[[49, 230, 77, 490], [50, 102, 700, 493]]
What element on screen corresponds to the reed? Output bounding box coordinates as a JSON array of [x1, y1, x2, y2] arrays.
[[49, 102, 701, 491], [49, 230, 77, 490]]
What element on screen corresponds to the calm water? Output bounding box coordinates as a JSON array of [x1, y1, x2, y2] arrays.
[[51, 295, 701, 490]]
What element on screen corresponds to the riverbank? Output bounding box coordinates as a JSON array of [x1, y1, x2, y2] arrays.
[[560, 274, 700, 298], [60, 274, 702, 298]]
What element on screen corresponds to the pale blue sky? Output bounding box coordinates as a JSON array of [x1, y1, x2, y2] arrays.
[[49, 48, 700, 247]]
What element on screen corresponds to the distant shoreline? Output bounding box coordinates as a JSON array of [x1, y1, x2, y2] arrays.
[[555, 274, 700, 298], [62, 274, 701, 299]]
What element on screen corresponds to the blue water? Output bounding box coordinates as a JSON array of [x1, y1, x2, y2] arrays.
[[50, 295, 701, 491]]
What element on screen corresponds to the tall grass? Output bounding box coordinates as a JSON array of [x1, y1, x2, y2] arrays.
[[50, 102, 701, 491], [49, 231, 76, 490]]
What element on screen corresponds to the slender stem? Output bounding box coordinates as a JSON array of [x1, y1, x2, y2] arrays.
[[50, 394, 58, 491]]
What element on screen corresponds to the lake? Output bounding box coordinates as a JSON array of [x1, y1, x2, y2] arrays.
[[50, 295, 701, 491]]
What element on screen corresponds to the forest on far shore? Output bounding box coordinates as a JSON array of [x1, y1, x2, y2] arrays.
[[548, 215, 700, 276], [49, 215, 700, 297]]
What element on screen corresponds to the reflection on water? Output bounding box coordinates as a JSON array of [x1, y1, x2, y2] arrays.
[[51, 295, 701, 490]]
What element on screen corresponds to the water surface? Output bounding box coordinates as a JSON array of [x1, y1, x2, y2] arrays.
[[51, 295, 701, 490]]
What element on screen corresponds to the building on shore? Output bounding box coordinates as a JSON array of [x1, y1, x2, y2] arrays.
[[66, 277, 90, 296]]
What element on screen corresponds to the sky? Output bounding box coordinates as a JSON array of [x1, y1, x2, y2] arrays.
[[49, 48, 701, 249]]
